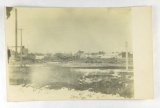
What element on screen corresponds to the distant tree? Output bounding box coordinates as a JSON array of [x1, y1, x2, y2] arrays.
[[76, 50, 84, 55], [122, 52, 133, 58], [46, 53, 52, 56], [98, 51, 105, 55], [54, 53, 64, 59]]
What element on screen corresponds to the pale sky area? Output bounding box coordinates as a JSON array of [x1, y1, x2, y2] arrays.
[[6, 7, 132, 53]]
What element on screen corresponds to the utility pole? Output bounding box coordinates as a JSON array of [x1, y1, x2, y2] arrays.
[[18, 29, 23, 67], [125, 42, 128, 71], [15, 8, 17, 58]]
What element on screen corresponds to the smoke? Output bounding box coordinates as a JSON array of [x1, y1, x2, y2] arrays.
[[31, 66, 52, 87]]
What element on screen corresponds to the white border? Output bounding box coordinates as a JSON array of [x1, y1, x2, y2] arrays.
[[0, 0, 160, 108]]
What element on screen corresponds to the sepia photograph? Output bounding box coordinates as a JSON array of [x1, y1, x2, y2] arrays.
[[5, 7, 153, 101]]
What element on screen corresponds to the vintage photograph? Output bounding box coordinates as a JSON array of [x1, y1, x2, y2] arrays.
[[6, 7, 134, 100]]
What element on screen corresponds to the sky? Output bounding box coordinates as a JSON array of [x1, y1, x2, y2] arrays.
[[6, 7, 132, 53]]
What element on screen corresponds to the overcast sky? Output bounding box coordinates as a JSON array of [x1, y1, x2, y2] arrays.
[[6, 7, 132, 53]]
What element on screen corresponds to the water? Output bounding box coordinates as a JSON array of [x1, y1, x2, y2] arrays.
[[9, 63, 134, 98]]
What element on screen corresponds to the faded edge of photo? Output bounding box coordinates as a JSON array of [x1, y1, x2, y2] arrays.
[[132, 6, 154, 99]]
